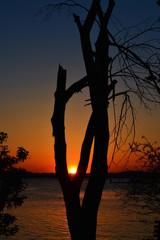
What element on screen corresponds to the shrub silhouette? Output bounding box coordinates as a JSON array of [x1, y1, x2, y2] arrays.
[[0, 132, 29, 236]]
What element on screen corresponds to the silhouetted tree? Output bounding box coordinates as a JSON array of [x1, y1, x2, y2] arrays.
[[123, 137, 160, 221], [40, 1, 160, 239], [120, 137, 160, 240], [0, 132, 29, 236]]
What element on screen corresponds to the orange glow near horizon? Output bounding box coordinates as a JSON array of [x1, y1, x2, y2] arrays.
[[1, 0, 160, 177], [68, 166, 77, 175], [16, 146, 140, 174]]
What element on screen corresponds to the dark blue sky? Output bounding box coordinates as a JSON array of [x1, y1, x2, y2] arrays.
[[0, 0, 160, 172]]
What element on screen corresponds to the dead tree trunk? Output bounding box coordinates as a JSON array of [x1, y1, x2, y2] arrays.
[[51, 1, 115, 239], [51, 64, 110, 239], [51, 65, 95, 239], [45, 0, 160, 237]]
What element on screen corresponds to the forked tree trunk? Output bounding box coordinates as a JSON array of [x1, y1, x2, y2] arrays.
[[49, 0, 160, 238], [51, 65, 109, 240], [51, 1, 115, 239]]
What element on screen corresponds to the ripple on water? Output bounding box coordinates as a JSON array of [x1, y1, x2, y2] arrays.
[[2, 178, 154, 240]]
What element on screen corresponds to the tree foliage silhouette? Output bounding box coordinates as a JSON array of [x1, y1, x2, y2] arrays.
[[0, 132, 29, 236], [123, 137, 160, 221], [40, 0, 160, 239]]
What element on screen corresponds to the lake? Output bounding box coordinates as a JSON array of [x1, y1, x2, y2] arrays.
[[1, 178, 154, 240]]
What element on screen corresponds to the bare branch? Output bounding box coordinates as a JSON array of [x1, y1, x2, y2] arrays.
[[65, 76, 88, 103], [83, 0, 100, 32], [107, 21, 160, 109], [104, 0, 115, 28], [73, 113, 94, 190], [38, 1, 89, 22]]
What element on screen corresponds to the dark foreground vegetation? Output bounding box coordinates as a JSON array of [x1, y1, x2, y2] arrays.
[[0, 132, 29, 236]]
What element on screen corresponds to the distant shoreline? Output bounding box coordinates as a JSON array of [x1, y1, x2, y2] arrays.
[[23, 171, 159, 179]]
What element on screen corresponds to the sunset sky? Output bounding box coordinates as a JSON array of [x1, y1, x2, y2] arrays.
[[1, 0, 160, 173]]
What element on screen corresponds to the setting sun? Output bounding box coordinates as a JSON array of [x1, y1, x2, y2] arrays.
[[69, 166, 77, 175]]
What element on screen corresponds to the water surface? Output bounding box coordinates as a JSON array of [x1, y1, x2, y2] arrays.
[[1, 178, 154, 240]]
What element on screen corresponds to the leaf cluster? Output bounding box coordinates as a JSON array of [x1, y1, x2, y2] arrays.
[[0, 132, 29, 236]]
